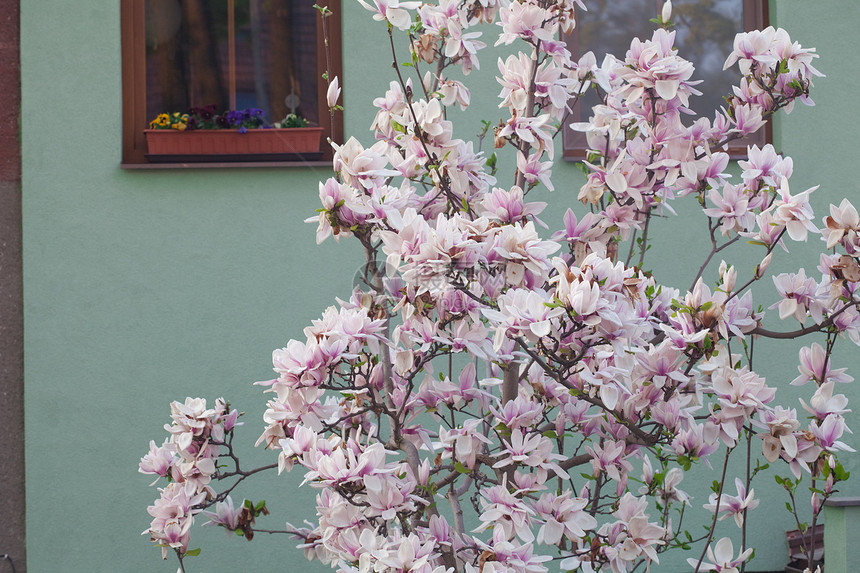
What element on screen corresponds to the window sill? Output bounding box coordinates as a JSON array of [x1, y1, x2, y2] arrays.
[[121, 160, 333, 170]]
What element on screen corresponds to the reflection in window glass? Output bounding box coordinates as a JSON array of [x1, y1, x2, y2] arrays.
[[575, 0, 742, 122], [144, 0, 318, 126], [669, 0, 742, 117]]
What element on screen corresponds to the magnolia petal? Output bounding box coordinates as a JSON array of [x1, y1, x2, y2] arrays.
[[605, 172, 628, 194], [655, 79, 679, 100]]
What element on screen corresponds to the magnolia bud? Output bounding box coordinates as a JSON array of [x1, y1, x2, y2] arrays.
[[326, 76, 341, 109], [811, 492, 821, 514], [662, 0, 672, 23], [642, 457, 654, 485], [756, 253, 773, 278], [719, 261, 736, 292], [423, 71, 433, 94], [417, 458, 430, 485]]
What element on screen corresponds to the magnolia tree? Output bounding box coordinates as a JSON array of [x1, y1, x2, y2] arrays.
[[140, 1, 859, 572]]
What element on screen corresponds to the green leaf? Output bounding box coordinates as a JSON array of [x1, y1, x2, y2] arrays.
[[834, 461, 850, 481], [454, 461, 470, 474], [255, 500, 267, 512], [542, 430, 558, 439], [244, 499, 254, 510], [185, 548, 202, 557]]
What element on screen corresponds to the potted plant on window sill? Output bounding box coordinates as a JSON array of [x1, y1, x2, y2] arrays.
[[144, 106, 324, 163]]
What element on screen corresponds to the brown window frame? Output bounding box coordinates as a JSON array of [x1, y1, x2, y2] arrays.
[[120, 0, 343, 166], [562, 0, 770, 161]]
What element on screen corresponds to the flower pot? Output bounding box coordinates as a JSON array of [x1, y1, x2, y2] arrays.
[[144, 127, 325, 162]]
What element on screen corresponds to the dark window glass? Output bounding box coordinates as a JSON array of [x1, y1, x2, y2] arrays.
[[563, 0, 767, 159], [144, 0, 318, 126]]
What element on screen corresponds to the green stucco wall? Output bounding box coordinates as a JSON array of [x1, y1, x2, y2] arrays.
[[20, 1, 860, 572]]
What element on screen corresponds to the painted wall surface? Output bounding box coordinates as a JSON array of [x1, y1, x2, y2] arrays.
[[20, 1, 860, 572]]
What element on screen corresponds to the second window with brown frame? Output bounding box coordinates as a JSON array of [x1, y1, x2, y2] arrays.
[[562, 0, 769, 161]]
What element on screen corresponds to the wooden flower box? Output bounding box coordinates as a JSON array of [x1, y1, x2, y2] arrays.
[[144, 127, 324, 163]]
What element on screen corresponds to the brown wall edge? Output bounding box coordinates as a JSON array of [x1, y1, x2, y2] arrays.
[[0, 0, 25, 572]]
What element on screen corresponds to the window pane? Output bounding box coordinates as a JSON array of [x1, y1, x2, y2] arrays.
[[574, 0, 657, 122], [565, 0, 753, 157], [577, 0, 657, 66], [670, 0, 742, 117], [144, 0, 318, 126]]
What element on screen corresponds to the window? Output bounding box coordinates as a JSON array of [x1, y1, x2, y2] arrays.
[[121, 0, 343, 165], [562, 0, 769, 160]]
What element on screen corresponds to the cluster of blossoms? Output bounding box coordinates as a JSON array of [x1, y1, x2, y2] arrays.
[[142, 1, 857, 573], [140, 398, 241, 556]]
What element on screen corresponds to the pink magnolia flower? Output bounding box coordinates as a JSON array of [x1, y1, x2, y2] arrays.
[[809, 415, 855, 454], [687, 537, 753, 573], [703, 478, 760, 528], [496, 114, 554, 156], [738, 143, 793, 188], [757, 406, 800, 463], [601, 493, 666, 567], [770, 269, 825, 323], [490, 396, 544, 429], [702, 183, 754, 235], [493, 429, 566, 478], [144, 482, 206, 558], [435, 418, 492, 469], [769, 179, 820, 242], [741, 211, 788, 252], [476, 483, 536, 542], [551, 209, 605, 247], [656, 467, 691, 505], [724, 28, 780, 75], [495, 2, 553, 46], [791, 343, 854, 386], [331, 137, 400, 191], [800, 381, 850, 419], [437, 78, 471, 110], [479, 184, 547, 224], [727, 103, 766, 136], [587, 439, 633, 484], [822, 198, 860, 254], [202, 496, 241, 531], [139, 439, 176, 481], [616, 29, 696, 105], [356, 0, 421, 30], [516, 152, 555, 192], [531, 492, 597, 546]]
